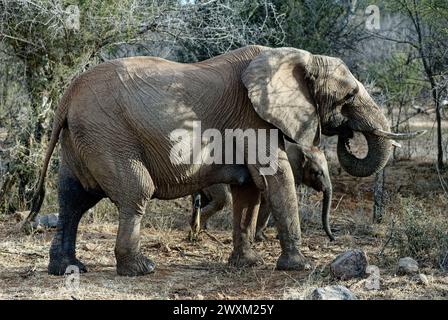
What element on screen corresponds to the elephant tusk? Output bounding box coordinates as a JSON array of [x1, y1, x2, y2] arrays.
[[391, 140, 402, 148], [372, 129, 427, 140]]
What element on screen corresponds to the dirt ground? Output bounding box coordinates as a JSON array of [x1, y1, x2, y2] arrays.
[[1, 159, 447, 300]]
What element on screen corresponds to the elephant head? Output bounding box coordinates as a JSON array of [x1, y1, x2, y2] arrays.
[[242, 48, 425, 177]]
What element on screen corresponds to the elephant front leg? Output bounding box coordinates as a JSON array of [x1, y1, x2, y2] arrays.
[[260, 159, 310, 271], [228, 183, 263, 267]]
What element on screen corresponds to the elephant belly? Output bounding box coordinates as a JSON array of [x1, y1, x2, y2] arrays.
[[150, 164, 251, 200]]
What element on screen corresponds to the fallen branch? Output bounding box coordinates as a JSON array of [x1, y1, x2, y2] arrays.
[[202, 230, 226, 247], [0, 249, 45, 258]]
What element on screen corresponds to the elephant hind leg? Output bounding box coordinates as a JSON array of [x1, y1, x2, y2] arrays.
[[115, 203, 155, 276], [48, 162, 104, 276], [106, 160, 155, 276]]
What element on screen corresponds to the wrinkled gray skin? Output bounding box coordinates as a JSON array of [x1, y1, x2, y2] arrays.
[[190, 144, 334, 242], [25, 45, 422, 277]]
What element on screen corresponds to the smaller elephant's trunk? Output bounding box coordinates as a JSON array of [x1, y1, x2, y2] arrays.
[[322, 188, 334, 241]]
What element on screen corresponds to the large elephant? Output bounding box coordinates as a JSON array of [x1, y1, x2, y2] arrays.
[[25, 45, 423, 276], [189, 144, 334, 242]]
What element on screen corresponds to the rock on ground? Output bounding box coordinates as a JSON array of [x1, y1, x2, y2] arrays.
[[310, 285, 357, 300], [330, 249, 368, 280], [397, 257, 419, 275], [417, 273, 429, 286], [32, 213, 59, 229]]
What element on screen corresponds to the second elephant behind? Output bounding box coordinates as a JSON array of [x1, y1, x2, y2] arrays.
[[190, 143, 334, 241]]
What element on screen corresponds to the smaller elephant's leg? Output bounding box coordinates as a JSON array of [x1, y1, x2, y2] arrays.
[[188, 193, 202, 241], [189, 185, 230, 240], [255, 196, 270, 242], [48, 163, 103, 275], [228, 183, 262, 267], [200, 185, 231, 229]]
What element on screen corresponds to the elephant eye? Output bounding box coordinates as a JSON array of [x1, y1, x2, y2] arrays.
[[344, 87, 358, 104], [344, 92, 355, 103]]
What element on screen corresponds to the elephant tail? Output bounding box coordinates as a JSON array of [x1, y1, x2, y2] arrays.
[[22, 88, 71, 231]]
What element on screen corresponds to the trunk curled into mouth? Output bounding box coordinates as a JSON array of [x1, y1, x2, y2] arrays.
[[337, 131, 392, 178]]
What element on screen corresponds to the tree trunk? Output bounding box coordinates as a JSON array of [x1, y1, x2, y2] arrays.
[[434, 89, 444, 170], [373, 167, 386, 223]]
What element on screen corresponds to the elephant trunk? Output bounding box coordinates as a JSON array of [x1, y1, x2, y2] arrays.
[[337, 131, 392, 178], [336, 95, 394, 178], [336, 91, 426, 177], [322, 187, 334, 241], [336, 126, 426, 178]]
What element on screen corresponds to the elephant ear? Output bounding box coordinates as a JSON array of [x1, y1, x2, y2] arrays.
[[242, 48, 319, 145]]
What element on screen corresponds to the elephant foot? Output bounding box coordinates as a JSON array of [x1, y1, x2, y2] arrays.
[[228, 248, 263, 267], [116, 253, 155, 276], [254, 230, 268, 242], [48, 256, 87, 276], [276, 250, 311, 271]]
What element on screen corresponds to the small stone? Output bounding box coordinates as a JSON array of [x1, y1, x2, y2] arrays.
[[330, 249, 368, 280], [398, 257, 419, 275], [32, 213, 59, 229], [417, 273, 429, 286], [310, 285, 357, 300], [82, 243, 96, 251]]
